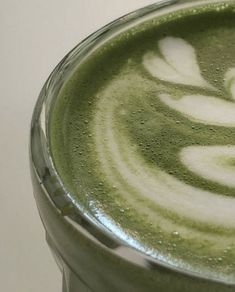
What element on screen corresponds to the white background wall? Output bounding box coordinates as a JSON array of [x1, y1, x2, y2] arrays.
[[0, 1, 157, 291]]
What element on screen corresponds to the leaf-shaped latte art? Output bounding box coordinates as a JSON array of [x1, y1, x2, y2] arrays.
[[143, 37, 215, 90], [93, 79, 235, 230], [87, 36, 235, 278]]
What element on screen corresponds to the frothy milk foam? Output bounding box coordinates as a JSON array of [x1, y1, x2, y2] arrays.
[[50, 3, 235, 283]]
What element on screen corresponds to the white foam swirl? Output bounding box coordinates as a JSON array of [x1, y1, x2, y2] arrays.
[[143, 37, 235, 193], [159, 93, 235, 127], [90, 37, 235, 264], [93, 78, 235, 230], [180, 145, 235, 188], [143, 37, 215, 89]]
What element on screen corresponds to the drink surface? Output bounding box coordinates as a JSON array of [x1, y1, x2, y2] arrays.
[[50, 2, 235, 283]]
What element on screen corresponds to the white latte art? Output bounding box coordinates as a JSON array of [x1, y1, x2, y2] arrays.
[[91, 37, 235, 276], [143, 37, 215, 90], [180, 145, 235, 189]]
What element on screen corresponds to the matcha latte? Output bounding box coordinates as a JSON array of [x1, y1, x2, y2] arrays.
[[49, 1, 235, 284]]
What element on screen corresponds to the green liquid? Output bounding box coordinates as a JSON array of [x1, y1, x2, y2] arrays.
[[50, 3, 235, 283]]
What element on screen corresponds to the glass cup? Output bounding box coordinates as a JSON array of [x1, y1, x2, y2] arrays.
[[30, 0, 235, 291]]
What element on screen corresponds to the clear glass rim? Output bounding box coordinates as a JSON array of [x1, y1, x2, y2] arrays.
[[30, 0, 235, 287]]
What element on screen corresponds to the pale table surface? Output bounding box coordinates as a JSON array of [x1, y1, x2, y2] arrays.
[[0, 1, 158, 291]]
